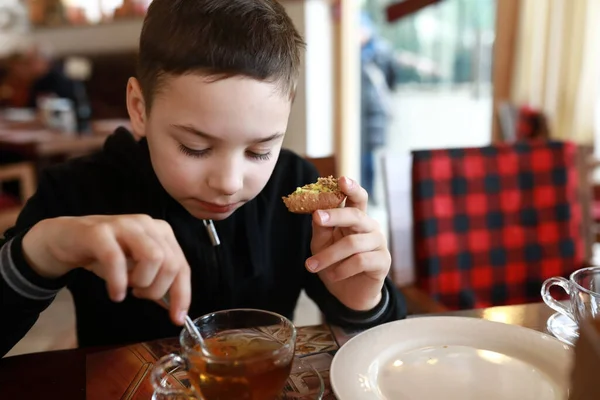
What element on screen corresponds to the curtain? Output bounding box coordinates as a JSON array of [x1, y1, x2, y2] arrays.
[[511, 0, 600, 144]]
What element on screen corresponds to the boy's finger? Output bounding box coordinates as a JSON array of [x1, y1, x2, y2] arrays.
[[168, 267, 192, 325], [338, 177, 368, 212], [162, 228, 191, 272], [306, 233, 379, 273], [133, 263, 177, 301], [329, 251, 386, 282], [313, 207, 377, 233], [120, 229, 164, 288], [89, 230, 128, 302], [133, 233, 181, 298], [160, 228, 192, 325], [310, 217, 332, 251]]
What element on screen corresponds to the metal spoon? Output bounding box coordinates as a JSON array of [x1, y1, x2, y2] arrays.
[[161, 295, 209, 354]]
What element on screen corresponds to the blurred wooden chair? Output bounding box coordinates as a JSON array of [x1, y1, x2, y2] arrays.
[[497, 101, 518, 142], [575, 145, 595, 258], [305, 156, 337, 178], [497, 102, 550, 143], [382, 153, 449, 314], [0, 162, 36, 234], [515, 105, 550, 141], [583, 153, 600, 245]]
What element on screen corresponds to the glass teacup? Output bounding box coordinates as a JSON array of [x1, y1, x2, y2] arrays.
[[151, 308, 296, 400], [542, 267, 600, 327]]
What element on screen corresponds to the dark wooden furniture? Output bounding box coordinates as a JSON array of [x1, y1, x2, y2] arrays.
[[0, 119, 129, 165], [0, 162, 36, 233], [305, 155, 337, 178], [386, 0, 442, 22], [80, 53, 137, 120]]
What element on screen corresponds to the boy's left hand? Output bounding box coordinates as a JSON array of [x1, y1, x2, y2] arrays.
[[307, 177, 391, 311]]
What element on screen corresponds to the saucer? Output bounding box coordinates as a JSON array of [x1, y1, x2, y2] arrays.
[[279, 358, 325, 399], [152, 358, 324, 400], [547, 312, 579, 346]]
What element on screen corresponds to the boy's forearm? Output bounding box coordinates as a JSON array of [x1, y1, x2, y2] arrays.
[[21, 219, 74, 280], [305, 274, 406, 330], [2, 233, 71, 298], [0, 236, 67, 357]]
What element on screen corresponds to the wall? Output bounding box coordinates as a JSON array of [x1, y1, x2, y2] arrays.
[[27, 0, 335, 159], [32, 20, 142, 56], [304, 0, 334, 158], [337, 0, 360, 183], [0, 0, 31, 57]]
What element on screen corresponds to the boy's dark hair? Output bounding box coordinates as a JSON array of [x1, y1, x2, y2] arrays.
[[138, 0, 304, 110]]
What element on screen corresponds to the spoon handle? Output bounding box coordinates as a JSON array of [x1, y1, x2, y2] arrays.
[[161, 295, 208, 351]]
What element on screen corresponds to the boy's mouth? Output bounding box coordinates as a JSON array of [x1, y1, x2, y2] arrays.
[[194, 200, 241, 214]]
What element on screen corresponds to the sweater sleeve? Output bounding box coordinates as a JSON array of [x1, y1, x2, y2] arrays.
[[305, 272, 407, 329], [0, 171, 73, 357], [299, 160, 407, 330]]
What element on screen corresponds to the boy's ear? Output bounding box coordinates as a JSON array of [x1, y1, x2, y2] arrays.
[[126, 77, 147, 139]]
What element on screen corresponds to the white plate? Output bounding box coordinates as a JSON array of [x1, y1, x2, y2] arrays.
[[330, 317, 572, 400]]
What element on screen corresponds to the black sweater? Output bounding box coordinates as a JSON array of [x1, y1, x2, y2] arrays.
[[0, 129, 406, 356]]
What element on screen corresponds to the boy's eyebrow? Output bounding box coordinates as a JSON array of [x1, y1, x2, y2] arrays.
[[171, 124, 285, 144]]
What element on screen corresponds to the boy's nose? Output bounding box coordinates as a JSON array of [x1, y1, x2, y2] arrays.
[[207, 166, 243, 197]]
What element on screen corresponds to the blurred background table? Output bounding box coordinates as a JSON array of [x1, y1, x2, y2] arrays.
[[0, 118, 130, 161]]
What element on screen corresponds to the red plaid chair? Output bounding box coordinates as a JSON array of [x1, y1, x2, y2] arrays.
[[411, 140, 585, 310]]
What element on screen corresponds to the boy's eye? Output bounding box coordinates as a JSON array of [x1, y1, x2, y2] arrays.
[[178, 144, 272, 161], [247, 151, 272, 161], [178, 144, 210, 158]]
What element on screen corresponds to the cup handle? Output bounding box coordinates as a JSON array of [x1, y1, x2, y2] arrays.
[[151, 353, 198, 399], [541, 277, 575, 321]]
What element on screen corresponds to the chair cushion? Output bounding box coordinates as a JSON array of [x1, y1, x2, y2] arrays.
[[411, 141, 583, 309]]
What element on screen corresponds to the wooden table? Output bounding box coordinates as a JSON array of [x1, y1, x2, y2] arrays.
[[0, 119, 130, 160], [0, 130, 106, 158], [0, 302, 557, 399]]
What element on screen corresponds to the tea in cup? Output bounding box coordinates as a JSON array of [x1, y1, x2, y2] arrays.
[[151, 308, 296, 399]]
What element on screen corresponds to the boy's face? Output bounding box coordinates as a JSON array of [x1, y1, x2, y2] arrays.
[[127, 75, 292, 220]]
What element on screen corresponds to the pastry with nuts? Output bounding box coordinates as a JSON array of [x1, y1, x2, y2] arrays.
[[282, 176, 346, 214]]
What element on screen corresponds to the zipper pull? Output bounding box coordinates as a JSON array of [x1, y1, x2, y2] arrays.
[[203, 219, 220, 247]]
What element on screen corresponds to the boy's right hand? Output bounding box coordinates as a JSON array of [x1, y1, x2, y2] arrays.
[[21, 215, 191, 325]]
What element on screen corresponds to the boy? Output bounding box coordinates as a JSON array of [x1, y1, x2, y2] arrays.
[[0, 0, 406, 356]]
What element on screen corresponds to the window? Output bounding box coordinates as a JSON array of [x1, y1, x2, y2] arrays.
[[358, 0, 496, 229]]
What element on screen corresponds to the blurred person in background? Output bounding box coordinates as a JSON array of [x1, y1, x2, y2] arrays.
[[360, 12, 397, 205], [6, 44, 91, 133], [0, 53, 33, 108]]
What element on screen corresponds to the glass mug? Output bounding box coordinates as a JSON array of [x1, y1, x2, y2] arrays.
[[541, 267, 600, 327], [151, 309, 297, 400]]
